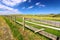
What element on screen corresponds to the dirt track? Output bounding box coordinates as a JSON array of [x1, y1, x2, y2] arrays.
[[0, 17, 14, 40]]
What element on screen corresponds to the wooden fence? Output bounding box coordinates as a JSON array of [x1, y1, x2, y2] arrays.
[[15, 21, 59, 40], [6, 16, 60, 40], [25, 18, 60, 27]]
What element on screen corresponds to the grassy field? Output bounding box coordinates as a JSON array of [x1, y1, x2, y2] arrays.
[[22, 15, 60, 21], [0, 15, 60, 40], [26, 22, 60, 36], [16, 16, 60, 36], [3, 16, 49, 40], [3, 17, 24, 40], [25, 19, 60, 28]]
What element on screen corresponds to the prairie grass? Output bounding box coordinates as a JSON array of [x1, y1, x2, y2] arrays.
[[4, 17, 23, 40]]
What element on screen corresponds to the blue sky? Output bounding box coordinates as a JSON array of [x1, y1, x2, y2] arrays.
[[0, 0, 60, 15]]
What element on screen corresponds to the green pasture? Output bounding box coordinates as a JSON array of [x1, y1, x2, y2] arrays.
[[4, 16, 49, 40], [3, 17, 23, 40], [17, 17, 60, 36]]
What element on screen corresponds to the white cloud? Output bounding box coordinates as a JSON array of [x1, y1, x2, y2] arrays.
[[35, 2, 40, 5], [35, 2, 45, 7], [39, 4, 45, 7], [23, 0, 27, 2], [27, 6, 34, 9], [0, 3, 21, 15], [0, 4, 20, 13], [1, 0, 27, 7], [0, 0, 25, 15]]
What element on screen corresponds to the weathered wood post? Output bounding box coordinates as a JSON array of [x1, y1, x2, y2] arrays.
[[23, 17, 25, 31], [59, 37, 60, 40], [57, 37, 60, 40], [14, 16, 16, 26]]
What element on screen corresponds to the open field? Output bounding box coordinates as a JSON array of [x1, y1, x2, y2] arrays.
[[16, 17, 60, 36], [0, 15, 60, 40], [4, 16, 49, 40], [17, 15, 60, 27], [20, 15, 60, 21], [3, 17, 23, 40]]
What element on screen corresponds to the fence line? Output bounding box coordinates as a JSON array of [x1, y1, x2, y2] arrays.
[[6, 16, 60, 40], [15, 20, 59, 40], [25, 18, 60, 27]]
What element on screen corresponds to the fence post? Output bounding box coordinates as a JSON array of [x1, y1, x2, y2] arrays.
[[15, 16, 16, 22], [57, 37, 60, 40], [23, 17, 25, 31]]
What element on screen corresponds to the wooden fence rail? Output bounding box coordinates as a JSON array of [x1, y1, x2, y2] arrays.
[[25, 18, 60, 27], [6, 16, 60, 40], [15, 20, 59, 40]]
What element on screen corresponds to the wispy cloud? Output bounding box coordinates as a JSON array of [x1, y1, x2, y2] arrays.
[[0, 0, 25, 15], [27, 6, 34, 9], [35, 2, 45, 7], [35, 2, 40, 5], [23, 0, 27, 2], [0, 4, 20, 13], [22, 6, 34, 9], [0, 4, 21, 15], [39, 4, 45, 7], [1, 0, 27, 7]]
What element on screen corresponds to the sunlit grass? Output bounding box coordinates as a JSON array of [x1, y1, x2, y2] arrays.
[[23, 15, 60, 21], [4, 17, 23, 40], [12, 16, 50, 40], [26, 22, 60, 36], [17, 18, 60, 36]]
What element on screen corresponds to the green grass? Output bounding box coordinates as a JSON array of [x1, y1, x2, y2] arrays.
[[22, 15, 60, 22], [3, 17, 23, 40], [25, 20, 60, 36], [16, 18, 23, 22], [17, 18, 60, 36], [26, 20, 60, 28], [24, 28, 49, 40], [7, 16, 60, 40], [15, 18, 49, 40], [11, 16, 50, 40], [26, 22, 60, 36], [16, 17, 60, 28]]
